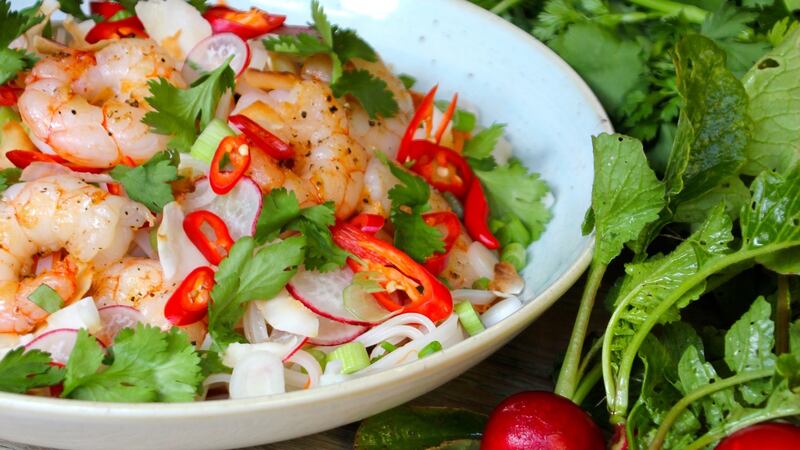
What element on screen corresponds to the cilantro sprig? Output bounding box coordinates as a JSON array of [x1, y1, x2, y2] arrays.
[[378, 153, 445, 262], [254, 188, 348, 272], [0, 0, 43, 85], [62, 326, 202, 402], [208, 236, 306, 350], [0, 348, 64, 394], [263, 0, 398, 118], [143, 59, 235, 152], [109, 150, 179, 213]]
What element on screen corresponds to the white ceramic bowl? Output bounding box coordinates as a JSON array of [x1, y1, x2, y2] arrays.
[[1, 0, 610, 448]]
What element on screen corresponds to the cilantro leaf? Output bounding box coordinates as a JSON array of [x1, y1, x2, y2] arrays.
[[723, 296, 775, 404], [332, 27, 377, 63], [585, 134, 665, 266], [311, 0, 332, 47], [0, 0, 44, 47], [57, 0, 89, 20], [0, 348, 64, 393], [288, 202, 349, 272], [381, 154, 446, 262], [208, 236, 306, 350], [262, 34, 330, 56], [462, 124, 505, 160], [474, 159, 551, 243], [0, 167, 22, 194], [254, 188, 302, 242], [109, 150, 179, 212], [63, 326, 202, 402], [741, 27, 800, 175], [143, 61, 235, 152], [27, 284, 64, 314], [0, 48, 37, 85], [254, 189, 348, 272], [701, 3, 769, 77], [436, 100, 476, 133], [331, 69, 399, 119]]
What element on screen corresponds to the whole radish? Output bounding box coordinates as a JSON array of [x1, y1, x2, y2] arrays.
[[481, 391, 605, 450], [715, 423, 800, 450]]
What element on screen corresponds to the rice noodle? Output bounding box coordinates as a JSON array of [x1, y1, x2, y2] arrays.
[[451, 288, 497, 306], [357, 325, 425, 348], [286, 349, 322, 388], [481, 296, 523, 328]]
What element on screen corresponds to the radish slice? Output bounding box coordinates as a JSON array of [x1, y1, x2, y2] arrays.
[[157, 202, 207, 282], [228, 351, 285, 399], [96, 305, 145, 345], [182, 177, 262, 240], [255, 289, 319, 337], [182, 32, 250, 84], [25, 328, 79, 364], [288, 267, 380, 326], [306, 315, 367, 347]]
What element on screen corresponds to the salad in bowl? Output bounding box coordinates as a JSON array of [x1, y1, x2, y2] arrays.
[[0, 0, 553, 401]]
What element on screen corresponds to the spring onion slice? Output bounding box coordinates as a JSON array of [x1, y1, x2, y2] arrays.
[[454, 301, 485, 336], [327, 342, 370, 374], [501, 242, 526, 271], [418, 340, 443, 359], [190, 118, 235, 163]]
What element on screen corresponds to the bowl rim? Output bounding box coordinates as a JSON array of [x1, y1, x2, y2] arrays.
[[0, 0, 610, 418]]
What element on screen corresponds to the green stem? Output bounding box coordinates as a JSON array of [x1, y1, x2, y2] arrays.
[[490, 0, 521, 15], [555, 260, 607, 400], [627, 0, 708, 24], [603, 242, 800, 423], [572, 362, 603, 406], [648, 369, 774, 450], [576, 335, 603, 384], [775, 275, 791, 355]]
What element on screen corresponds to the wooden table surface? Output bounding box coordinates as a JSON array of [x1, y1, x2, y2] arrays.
[[1, 274, 603, 450]]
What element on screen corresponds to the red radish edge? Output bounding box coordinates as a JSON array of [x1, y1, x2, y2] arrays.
[[306, 315, 368, 347], [282, 336, 308, 362], [287, 269, 380, 327], [182, 32, 251, 84], [25, 328, 106, 363]]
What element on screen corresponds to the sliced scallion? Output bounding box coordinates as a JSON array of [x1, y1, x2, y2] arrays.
[[454, 301, 485, 336], [501, 242, 527, 271], [327, 342, 370, 374], [418, 340, 442, 359], [190, 118, 235, 163]]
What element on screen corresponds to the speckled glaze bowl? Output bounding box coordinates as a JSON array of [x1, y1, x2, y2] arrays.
[[0, 0, 610, 448]]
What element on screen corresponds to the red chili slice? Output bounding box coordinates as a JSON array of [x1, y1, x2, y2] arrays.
[[406, 140, 474, 199], [397, 85, 438, 163], [164, 266, 215, 326], [209, 135, 251, 195], [0, 86, 20, 106], [228, 114, 294, 160], [422, 211, 461, 275], [5, 150, 104, 173], [464, 178, 499, 250], [203, 5, 286, 40], [332, 222, 453, 322], [89, 1, 126, 20], [349, 213, 386, 234], [85, 17, 148, 44], [183, 210, 235, 265]]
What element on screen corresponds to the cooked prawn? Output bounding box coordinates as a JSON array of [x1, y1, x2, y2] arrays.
[[18, 39, 185, 169], [346, 58, 414, 158], [235, 75, 369, 219], [91, 257, 206, 343], [0, 175, 154, 334]]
